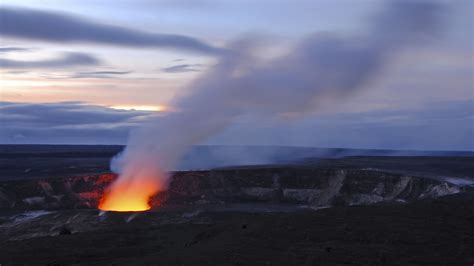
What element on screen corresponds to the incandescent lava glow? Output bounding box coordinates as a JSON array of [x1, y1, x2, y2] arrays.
[[98, 175, 160, 212]]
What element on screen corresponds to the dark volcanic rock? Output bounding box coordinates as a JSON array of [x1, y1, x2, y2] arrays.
[[59, 226, 72, 235], [0, 193, 473, 265], [168, 168, 466, 206], [0, 174, 115, 210], [0, 167, 470, 210]]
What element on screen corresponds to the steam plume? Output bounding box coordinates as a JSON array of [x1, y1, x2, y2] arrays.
[[101, 1, 445, 210]]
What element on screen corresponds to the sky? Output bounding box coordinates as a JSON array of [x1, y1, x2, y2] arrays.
[[0, 0, 473, 150]]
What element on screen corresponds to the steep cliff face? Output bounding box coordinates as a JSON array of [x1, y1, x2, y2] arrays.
[[0, 174, 114, 210], [167, 168, 465, 206], [0, 167, 469, 210]]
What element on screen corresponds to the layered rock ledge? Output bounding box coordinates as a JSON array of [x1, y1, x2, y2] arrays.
[[0, 167, 471, 210]]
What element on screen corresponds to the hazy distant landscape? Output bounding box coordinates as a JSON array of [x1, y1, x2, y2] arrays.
[[1, 144, 473, 180]]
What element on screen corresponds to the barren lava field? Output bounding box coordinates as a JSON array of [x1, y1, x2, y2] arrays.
[[0, 145, 473, 265]]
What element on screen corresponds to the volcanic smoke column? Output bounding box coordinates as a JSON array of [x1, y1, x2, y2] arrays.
[[99, 1, 444, 211]]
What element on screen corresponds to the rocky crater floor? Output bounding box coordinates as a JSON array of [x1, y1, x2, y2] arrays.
[[0, 192, 473, 265]]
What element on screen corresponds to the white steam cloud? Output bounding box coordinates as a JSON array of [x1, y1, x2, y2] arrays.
[[110, 1, 445, 196]]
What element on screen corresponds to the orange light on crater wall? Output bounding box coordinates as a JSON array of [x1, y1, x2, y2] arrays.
[[98, 176, 160, 212]]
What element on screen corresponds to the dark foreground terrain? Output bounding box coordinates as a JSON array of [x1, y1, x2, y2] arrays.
[[0, 145, 473, 265], [1, 193, 473, 265]]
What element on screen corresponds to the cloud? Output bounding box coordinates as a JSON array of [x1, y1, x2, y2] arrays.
[[0, 52, 99, 69], [0, 6, 225, 55], [161, 64, 203, 73], [5, 70, 29, 74], [0, 47, 31, 53], [0, 99, 471, 150], [0, 102, 156, 144], [71, 70, 131, 79], [0, 101, 146, 126]]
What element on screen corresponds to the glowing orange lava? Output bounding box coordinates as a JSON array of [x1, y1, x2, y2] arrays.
[[98, 177, 159, 212]]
